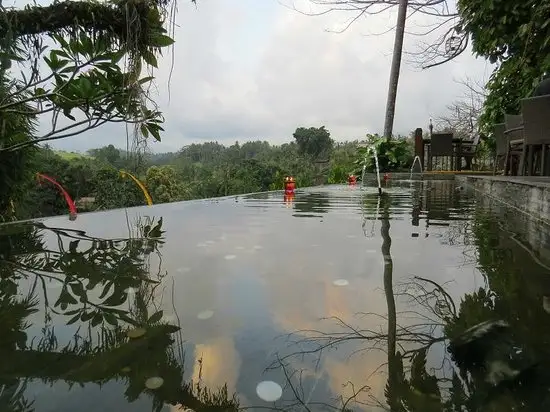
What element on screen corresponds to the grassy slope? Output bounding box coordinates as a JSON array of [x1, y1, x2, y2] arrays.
[[54, 150, 91, 160]]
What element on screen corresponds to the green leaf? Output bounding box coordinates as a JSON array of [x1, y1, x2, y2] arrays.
[[99, 282, 113, 299], [146, 123, 162, 141], [79, 77, 93, 98], [110, 49, 125, 64], [138, 76, 155, 85], [140, 124, 149, 138], [104, 312, 118, 327], [162, 324, 181, 334], [81, 311, 94, 322], [148, 310, 163, 324], [67, 313, 81, 325], [63, 108, 76, 121], [69, 282, 86, 300], [0, 51, 25, 62], [102, 292, 126, 307], [91, 313, 103, 327], [142, 50, 158, 68], [52, 34, 69, 49], [150, 34, 175, 48]]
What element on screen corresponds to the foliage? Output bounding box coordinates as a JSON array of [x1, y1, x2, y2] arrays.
[[0, 216, 240, 411], [89, 145, 122, 167], [293, 126, 334, 160], [93, 167, 145, 210], [457, 0, 550, 136], [355, 134, 414, 174], [2, 131, 369, 220], [0, 76, 36, 219], [0, 0, 177, 212], [146, 165, 188, 203], [0, 32, 164, 152], [327, 142, 358, 183]]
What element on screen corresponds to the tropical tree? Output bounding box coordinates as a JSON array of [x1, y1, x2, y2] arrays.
[[145, 165, 188, 203], [0, 216, 241, 411], [291, 1, 464, 140], [293, 126, 334, 160], [457, 0, 550, 137], [0, 0, 179, 214]]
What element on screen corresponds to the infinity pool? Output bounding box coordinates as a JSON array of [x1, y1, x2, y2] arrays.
[[1, 180, 549, 411]]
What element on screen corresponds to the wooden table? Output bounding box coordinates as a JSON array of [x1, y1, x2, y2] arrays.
[[422, 137, 472, 171]]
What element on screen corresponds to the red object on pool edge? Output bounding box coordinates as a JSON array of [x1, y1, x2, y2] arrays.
[[284, 176, 296, 194], [348, 175, 357, 185], [383, 173, 391, 182]]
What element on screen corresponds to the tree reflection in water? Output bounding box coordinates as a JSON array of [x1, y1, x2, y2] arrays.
[[269, 198, 550, 411], [0, 216, 239, 412]]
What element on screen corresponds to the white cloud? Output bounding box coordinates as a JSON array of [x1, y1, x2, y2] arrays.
[[37, 0, 492, 153]]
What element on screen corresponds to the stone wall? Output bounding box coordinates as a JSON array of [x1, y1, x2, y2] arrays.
[[458, 176, 550, 225], [458, 175, 550, 266]]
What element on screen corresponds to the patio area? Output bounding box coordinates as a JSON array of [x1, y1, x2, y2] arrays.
[[412, 94, 550, 176]]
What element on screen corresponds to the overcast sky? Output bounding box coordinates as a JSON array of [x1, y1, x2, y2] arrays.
[[30, 0, 491, 153]]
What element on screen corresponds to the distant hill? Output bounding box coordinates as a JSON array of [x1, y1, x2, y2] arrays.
[[147, 151, 178, 165], [54, 150, 90, 160]]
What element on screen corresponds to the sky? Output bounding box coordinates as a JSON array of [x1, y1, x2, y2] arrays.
[[22, 0, 492, 153]]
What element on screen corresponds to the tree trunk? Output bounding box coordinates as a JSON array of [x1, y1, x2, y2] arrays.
[[381, 196, 400, 409], [383, 0, 409, 140]]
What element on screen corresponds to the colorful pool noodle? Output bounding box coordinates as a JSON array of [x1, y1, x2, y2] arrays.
[[36, 173, 77, 219], [119, 170, 153, 206]]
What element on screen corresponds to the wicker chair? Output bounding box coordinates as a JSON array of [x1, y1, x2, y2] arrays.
[[492, 123, 506, 175], [427, 133, 454, 171], [457, 133, 480, 170], [520, 95, 550, 175], [503, 114, 524, 175]]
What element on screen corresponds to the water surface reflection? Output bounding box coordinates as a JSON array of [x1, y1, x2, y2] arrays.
[[0, 182, 548, 411]]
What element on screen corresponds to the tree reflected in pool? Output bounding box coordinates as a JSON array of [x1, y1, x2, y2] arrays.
[[271, 202, 550, 411], [0, 217, 239, 412]]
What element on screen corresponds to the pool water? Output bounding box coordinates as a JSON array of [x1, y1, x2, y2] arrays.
[[1, 180, 550, 411]]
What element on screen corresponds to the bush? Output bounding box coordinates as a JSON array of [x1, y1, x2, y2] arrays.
[[355, 134, 414, 174]]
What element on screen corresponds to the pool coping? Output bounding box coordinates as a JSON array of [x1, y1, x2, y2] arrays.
[[457, 175, 550, 226]]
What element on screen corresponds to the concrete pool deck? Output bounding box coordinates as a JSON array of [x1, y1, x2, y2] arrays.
[[457, 175, 550, 226]]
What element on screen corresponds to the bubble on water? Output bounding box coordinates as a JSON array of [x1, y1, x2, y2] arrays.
[[235, 246, 245, 250], [197, 310, 214, 320], [253, 245, 263, 250], [256, 380, 283, 402], [224, 254, 237, 260], [333, 279, 349, 287], [196, 243, 207, 247], [365, 249, 377, 254], [177, 267, 191, 273], [145, 376, 164, 390], [346, 234, 357, 239], [205, 240, 215, 245]]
